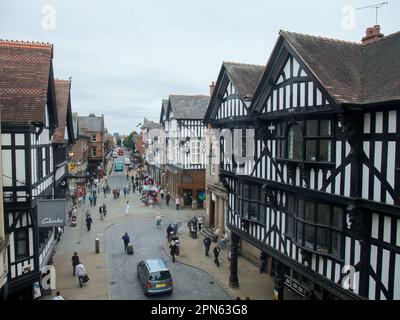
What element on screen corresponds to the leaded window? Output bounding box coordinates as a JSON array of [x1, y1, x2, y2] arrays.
[[285, 194, 344, 258]]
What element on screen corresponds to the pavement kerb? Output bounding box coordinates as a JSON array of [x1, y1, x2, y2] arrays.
[[103, 222, 116, 300], [162, 242, 233, 299]]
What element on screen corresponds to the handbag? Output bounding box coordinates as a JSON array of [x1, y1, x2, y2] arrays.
[[83, 274, 90, 283]]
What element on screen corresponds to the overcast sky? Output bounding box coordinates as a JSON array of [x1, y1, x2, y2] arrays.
[[1, 0, 399, 135]]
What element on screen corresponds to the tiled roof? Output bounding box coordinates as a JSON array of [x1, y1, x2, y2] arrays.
[[53, 79, 70, 144], [0, 40, 53, 123], [78, 114, 103, 133], [280, 30, 400, 104], [223, 62, 265, 100], [169, 95, 210, 119]]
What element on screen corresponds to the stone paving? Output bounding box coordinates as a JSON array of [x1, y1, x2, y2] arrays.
[[44, 154, 300, 300], [46, 158, 230, 300]]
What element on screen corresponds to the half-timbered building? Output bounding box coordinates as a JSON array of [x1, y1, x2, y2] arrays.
[[53, 79, 75, 198], [0, 40, 59, 299], [160, 95, 210, 208], [204, 63, 264, 242], [205, 27, 400, 300]]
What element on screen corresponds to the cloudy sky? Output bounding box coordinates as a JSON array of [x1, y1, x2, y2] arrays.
[[1, 0, 399, 134]]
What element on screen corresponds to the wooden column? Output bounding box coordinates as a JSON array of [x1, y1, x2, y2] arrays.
[[273, 261, 285, 300], [229, 233, 240, 288]]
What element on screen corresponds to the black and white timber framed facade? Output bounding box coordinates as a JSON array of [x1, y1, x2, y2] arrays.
[[204, 29, 400, 300], [0, 40, 63, 299]]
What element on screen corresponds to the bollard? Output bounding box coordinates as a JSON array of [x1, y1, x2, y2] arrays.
[[95, 238, 100, 254]]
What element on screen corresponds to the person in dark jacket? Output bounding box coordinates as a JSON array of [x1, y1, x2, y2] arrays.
[[166, 224, 173, 241], [165, 193, 171, 206], [169, 240, 177, 263], [102, 203, 107, 217], [122, 232, 130, 252], [203, 237, 212, 256], [71, 252, 80, 276], [213, 246, 221, 267], [85, 215, 93, 231]]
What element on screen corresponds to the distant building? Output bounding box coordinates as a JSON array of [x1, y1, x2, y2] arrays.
[[78, 114, 106, 174]]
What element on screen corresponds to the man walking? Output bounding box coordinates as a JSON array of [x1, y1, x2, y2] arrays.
[[160, 188, 164, 200], [170, 240, 177, 263], [102, 203, 107, 217], [85, 215, 93, 231], [125, 201, 131, 215], [203, 237, 212, 256], [122, 232, 130, 252], [213, 245, 221, 267], [75, 262, 86, 288], [93, 193, 97, 206], [71, 252, 80, 276], [175, 197, 180, 211], [166, 192, 171, 206]]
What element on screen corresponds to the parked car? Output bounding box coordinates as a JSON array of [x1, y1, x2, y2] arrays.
[[137, 258, 173, 296]]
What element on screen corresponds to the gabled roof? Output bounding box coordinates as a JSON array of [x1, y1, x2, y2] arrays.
[[168, 95, 210, 120], [78, 114, 103, 133], [53, 79, 74, 144], [277, 30, 400, 105], [160, 99, 169, 123], [0, 40, 57, 124], [223, 62, 265, 100], [204, 62, 265, 123]]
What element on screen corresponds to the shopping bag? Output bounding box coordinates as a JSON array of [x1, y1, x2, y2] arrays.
[[83, 274, 90, 283]]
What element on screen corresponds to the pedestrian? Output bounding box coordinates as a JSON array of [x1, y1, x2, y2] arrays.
[[177, 218, 182, 234], [103, 187, 107, 198], [160, 188, 164, 200], [123, 186, 127, 198], [102, 203, 107, 217], [155, 211, 161, 228], [213, 245, 221, 267], [198, 216, 203, 231], [93, 193, 97, 206], [125, 201, 131, 215], [75, 262, 86, 288], [170, 240, 177, 263], [85, 215, 93, 231], [175, 197, 180, 211], [71, 252, 79, 276], [99, 204, 104, 220], [52, 291, 66, 300], [203, 236, 212, 256], [122, 232, 130, 252], [89, 194, 94, 206], [57, 226, 63, 242], [166, 193, 170, 206], [166, 224, 173, 241]]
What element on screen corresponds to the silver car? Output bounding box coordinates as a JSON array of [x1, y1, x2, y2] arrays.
[[137, 258, 173, 296]]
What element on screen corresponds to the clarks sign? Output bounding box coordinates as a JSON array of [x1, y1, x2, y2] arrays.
[[37, 199, 66, 228]]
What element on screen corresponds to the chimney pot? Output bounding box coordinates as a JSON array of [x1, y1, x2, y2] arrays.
[[362, 25, 384, 45]]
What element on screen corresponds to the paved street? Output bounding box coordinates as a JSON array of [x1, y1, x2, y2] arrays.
[[50, 156, 230, 300]]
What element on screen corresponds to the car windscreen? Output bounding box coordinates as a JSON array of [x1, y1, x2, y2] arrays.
[[148, 271, 171, 281]]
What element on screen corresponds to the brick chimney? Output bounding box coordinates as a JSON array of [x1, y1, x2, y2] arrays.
[[362, 25, 384, 45], [209, 81, 215, 97]]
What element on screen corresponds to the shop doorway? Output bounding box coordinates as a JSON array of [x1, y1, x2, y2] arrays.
[[183, 189, 193, 206]]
